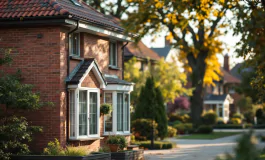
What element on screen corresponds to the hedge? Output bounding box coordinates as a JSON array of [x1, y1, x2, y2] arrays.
[[132, 141, 176, 149], [213, 124, 252, 129]]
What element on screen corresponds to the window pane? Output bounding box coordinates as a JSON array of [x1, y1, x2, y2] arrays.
[[124, 94, 129, 131], [70, 91, 75, 137], [104, 93, 113, 132], [117, 93, 123, 131], [79, 90, 87, 136], [109, 44, 113, 65], [73, 33, 79, 55], [89, 92, 98, 135]]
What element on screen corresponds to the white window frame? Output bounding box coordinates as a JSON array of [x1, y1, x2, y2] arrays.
[[103, 91, 130, 135], [69, 32, 80, 57], [109, 40, 118, 67], [69, 87, 100, 140]]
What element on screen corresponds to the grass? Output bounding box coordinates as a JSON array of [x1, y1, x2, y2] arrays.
[[260, 154, 265, 160], [177, 132, 241, 140]]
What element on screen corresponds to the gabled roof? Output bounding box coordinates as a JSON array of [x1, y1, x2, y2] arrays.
[[205, 94, 228, 101], [151, 46, 171, 58], [67, 58, 106, 88], [124, 41, 160, 61], [0, 0, 124, 33], [221, 68, 241, 84], [105, 77, 133, 86]]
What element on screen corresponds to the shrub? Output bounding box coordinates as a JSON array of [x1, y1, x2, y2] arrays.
[[106, 135, 127, 150], [232, 113, 244, 120], [100, 103, 112, 115], [65, 147, 88, 156], [244, 111, 255, 123], [168, 114, 190, 123], [173, 123, 193, 134], [131, 119, 158, 141], [43, 139, 64, 155], [132, 141, 176, 149], [217, 118, 225, 124], [98, 145, 110, 153], [167, 126, 177, 137], [214, 124, 252, 129], [168, 120, 182, 126], [197, 125, 213, 134], [201, 111, 218, 125], [231, 118, 242, 124]]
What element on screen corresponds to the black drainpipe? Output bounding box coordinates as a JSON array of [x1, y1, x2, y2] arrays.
[[66, 20, 79, 143], [121, 41, 129, 79]]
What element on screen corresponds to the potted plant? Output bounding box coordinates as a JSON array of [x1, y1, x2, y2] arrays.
[[106, 135, 127, 152], [100, 103, 112, 115]]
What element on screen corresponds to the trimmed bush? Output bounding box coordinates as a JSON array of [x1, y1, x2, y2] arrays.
[[168, 114, 190, 123], [100, 103, 112, 115], [232, 113, 244, 120], [214, 124, 253, 129], [168, 120, 182, 126], [106, 135, 127, 150], [201, 111, 218, 125], [167, 126, 177, 137], [217, 118, 225, 124], [231, 118, 242, 124], [173, 123, 193, 134], [132, 141, 176, 149], [197, 125, 213, 134], [131, 119, 158, 141]]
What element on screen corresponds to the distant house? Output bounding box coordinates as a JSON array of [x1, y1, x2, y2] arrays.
[[204, 54, 242, 122], [124, 41, 160, 71]]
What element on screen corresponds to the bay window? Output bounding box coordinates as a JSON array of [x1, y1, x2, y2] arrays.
[[69, 88, 100, 140], [104, 92, 130, 134]]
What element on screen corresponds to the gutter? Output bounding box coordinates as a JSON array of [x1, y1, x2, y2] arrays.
[[66, 20, 79, 143], [121, 41, 129, 80]]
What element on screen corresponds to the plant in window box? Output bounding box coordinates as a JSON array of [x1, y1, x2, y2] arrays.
[[100, 103, 112, 115], [106, 135, 127, 152]]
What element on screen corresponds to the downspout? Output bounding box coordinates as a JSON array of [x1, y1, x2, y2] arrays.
[[121, 41, 129, 79], [66, 20, 79, 143]]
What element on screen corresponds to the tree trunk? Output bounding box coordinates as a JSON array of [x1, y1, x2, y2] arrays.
[[189, 52, 207, 127]]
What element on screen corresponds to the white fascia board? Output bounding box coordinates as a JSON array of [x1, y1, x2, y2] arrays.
[[104, 84, 133, 92], [65, 19, 132, 42], [204, 101, 224, 104]]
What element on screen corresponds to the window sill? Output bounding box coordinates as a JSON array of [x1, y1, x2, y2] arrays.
[[108, 65, 120, 70], [70, 55, 83, 61], [69, 137, 104, 141], [102, 133, 131, 136]]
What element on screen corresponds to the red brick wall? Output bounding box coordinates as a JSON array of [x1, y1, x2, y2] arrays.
[[0, 26, 63, 151], [81, 71, 100, 88]]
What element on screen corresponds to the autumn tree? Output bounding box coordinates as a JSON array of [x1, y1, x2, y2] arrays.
[[234, 1, 265, 102], [122, 0, 237, 126]]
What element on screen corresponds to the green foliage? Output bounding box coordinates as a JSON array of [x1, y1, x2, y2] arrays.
[[106, 135, 127, 150], [215, 130, 260, 160], [201, 111, 218, 125], [43, 139, 64, 156], [98, 146, 110, 153], [197, 125, 213, 134], [167, 126, 177, 137], [131, 119, 158, 141], [173, 123, 193, 135], [0, 48, 13, 66], [229, 118, 242, 125], [132, 141, 176, 150], [217, 118, 225, 124], [100, 103, 112, 115], [168, 114, 190, 123], [244, 111, 255, 124], [214, 124, 252, 129], [43, 139, 88, 156], [0, 116, 42, 160], [134, 77, 168, 140], [232, 113, 244, 120], [237, 96, 253, 113]]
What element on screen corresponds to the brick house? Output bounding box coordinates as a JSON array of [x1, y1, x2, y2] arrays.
[[204, 54, 241, 122], [0, 0, 134, 152]]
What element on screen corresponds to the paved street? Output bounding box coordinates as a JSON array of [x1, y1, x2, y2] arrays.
[[144, 130, 265, 160]]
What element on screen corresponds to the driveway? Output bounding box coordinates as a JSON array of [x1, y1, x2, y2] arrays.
[[144, 131, 265, 160]]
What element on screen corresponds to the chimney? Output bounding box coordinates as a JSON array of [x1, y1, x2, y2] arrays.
[[224, 54, 230, 72], [165, 36, 170, 46]]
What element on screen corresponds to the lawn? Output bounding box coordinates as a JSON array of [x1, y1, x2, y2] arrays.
[[177, 132, 241, 140], [260, 154, 265, 160]]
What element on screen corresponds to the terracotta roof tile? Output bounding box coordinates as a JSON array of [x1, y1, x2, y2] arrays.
[[221, 68, 241, 84], [0, 0, 124, 33], [125, 41, 160, 61]]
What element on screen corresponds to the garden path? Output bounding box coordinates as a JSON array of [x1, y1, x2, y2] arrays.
[[144, 131, 265, 160]]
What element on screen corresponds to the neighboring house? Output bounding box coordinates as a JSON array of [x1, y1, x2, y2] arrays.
[[204, 54, 241, 122], [151, 37, 183, 70], [0, 0, 134, 152], [124, 41, 160, 71]]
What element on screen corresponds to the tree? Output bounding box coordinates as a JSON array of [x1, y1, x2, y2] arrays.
[[234, 1, 265, 103], [0, 49, 49, 160], [167, 96, 190, 114], [134, 77, 168, 139], [123, 0, 237, 126], [84, 0, 130, 18], [124, 57, 191, 106], [236, 96, 253, 113]]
